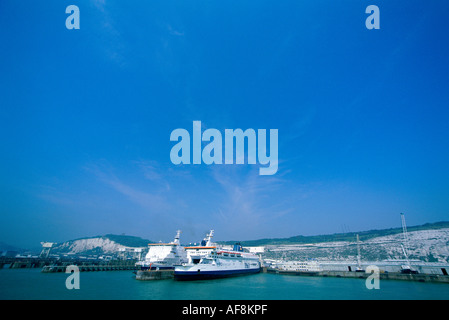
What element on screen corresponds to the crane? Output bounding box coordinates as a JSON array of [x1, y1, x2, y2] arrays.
[[399, 213, 418, 274]]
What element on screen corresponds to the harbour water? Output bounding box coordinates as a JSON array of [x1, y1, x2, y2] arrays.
[[1, 268, 449, 300]]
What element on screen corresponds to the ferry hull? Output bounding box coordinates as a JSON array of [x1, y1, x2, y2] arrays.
[[174, 267, 260, 281]]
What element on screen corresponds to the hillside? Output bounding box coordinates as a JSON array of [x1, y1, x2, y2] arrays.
[[222, 221, 449, 246], [262, 227, 449, 263], [0, 241, 23, 253], [51, 234, 151, 256]]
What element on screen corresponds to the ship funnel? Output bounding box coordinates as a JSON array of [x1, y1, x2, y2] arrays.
[[233, 243, 243, 252]]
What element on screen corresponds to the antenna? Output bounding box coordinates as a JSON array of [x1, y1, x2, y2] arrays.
[[206, 230, 214, 246], [201, 230, 214, 247], [173, 230, 181, 245]]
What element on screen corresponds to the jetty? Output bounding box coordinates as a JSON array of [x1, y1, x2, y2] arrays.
[[41, 260, 137, 273], [0, 256, 137, 272], [263, 267, 449, 284]]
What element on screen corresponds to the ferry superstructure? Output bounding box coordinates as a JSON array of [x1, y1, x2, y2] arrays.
[[184, 230, 216, 264], [174, 243, 261, 280], [135, 230, 187, 270]]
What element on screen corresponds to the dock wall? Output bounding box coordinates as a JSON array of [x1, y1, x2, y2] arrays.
[[264, 267, 449, 284], [0, 257, 137, 272]]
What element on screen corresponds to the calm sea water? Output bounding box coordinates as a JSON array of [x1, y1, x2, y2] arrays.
[[1, 268, 448, 300]]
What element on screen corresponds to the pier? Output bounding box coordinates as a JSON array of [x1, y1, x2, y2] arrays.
[[0, 257, 53, 269], [0, 257, 138, 272], [41, 260, 137, 273], [264, 267, 449, 284]]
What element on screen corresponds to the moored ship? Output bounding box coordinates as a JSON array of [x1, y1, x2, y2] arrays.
[[174, 242, 261, 280], [135, 230, 187, 270]]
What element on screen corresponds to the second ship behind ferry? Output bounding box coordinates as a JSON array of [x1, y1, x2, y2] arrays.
[[135, 230, 187, 270], [174, 242, 261, 280]]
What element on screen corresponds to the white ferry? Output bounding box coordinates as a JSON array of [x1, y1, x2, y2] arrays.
[[174, 243, 261, 280], [135, 230, 187, 270]]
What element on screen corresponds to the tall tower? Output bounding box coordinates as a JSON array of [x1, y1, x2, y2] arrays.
[[399, 213, 418, 274], [356, 234, 363, 271], [400, 213, 410, 260]]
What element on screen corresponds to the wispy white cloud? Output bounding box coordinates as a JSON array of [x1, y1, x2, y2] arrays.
[[133, 160, 170, 191], [92, 0, 106, 12], [103, 175, 170, 211], [85, 161, 172, 213], [89, 0, 128, 67], [209, 166, 290, 237], [168, 24, 185, 36], [36, 185, 77, 207]]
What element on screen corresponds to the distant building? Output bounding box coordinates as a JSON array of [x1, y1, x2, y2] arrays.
[[247, 246, 265, 254], [117, 247, 145, 260]]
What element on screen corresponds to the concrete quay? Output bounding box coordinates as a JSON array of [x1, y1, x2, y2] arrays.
[[0, 257, 138, 272], [41, 262, 137, 273], [264, 267, 449, 284]]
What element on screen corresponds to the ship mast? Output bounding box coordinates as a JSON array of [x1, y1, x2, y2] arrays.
[[174, 230, 181, 245], [205, 230, 214, 246]]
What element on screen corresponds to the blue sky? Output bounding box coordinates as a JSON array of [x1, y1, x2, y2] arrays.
[[1, 1, 449, 248]]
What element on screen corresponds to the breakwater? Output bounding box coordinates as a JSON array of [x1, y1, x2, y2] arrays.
[[1, 257, 55, 269], [41, 260, 137, 273], [264, 267, 449, 284], [131, 265, 449, 283], [0, 257, 137, 272]]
